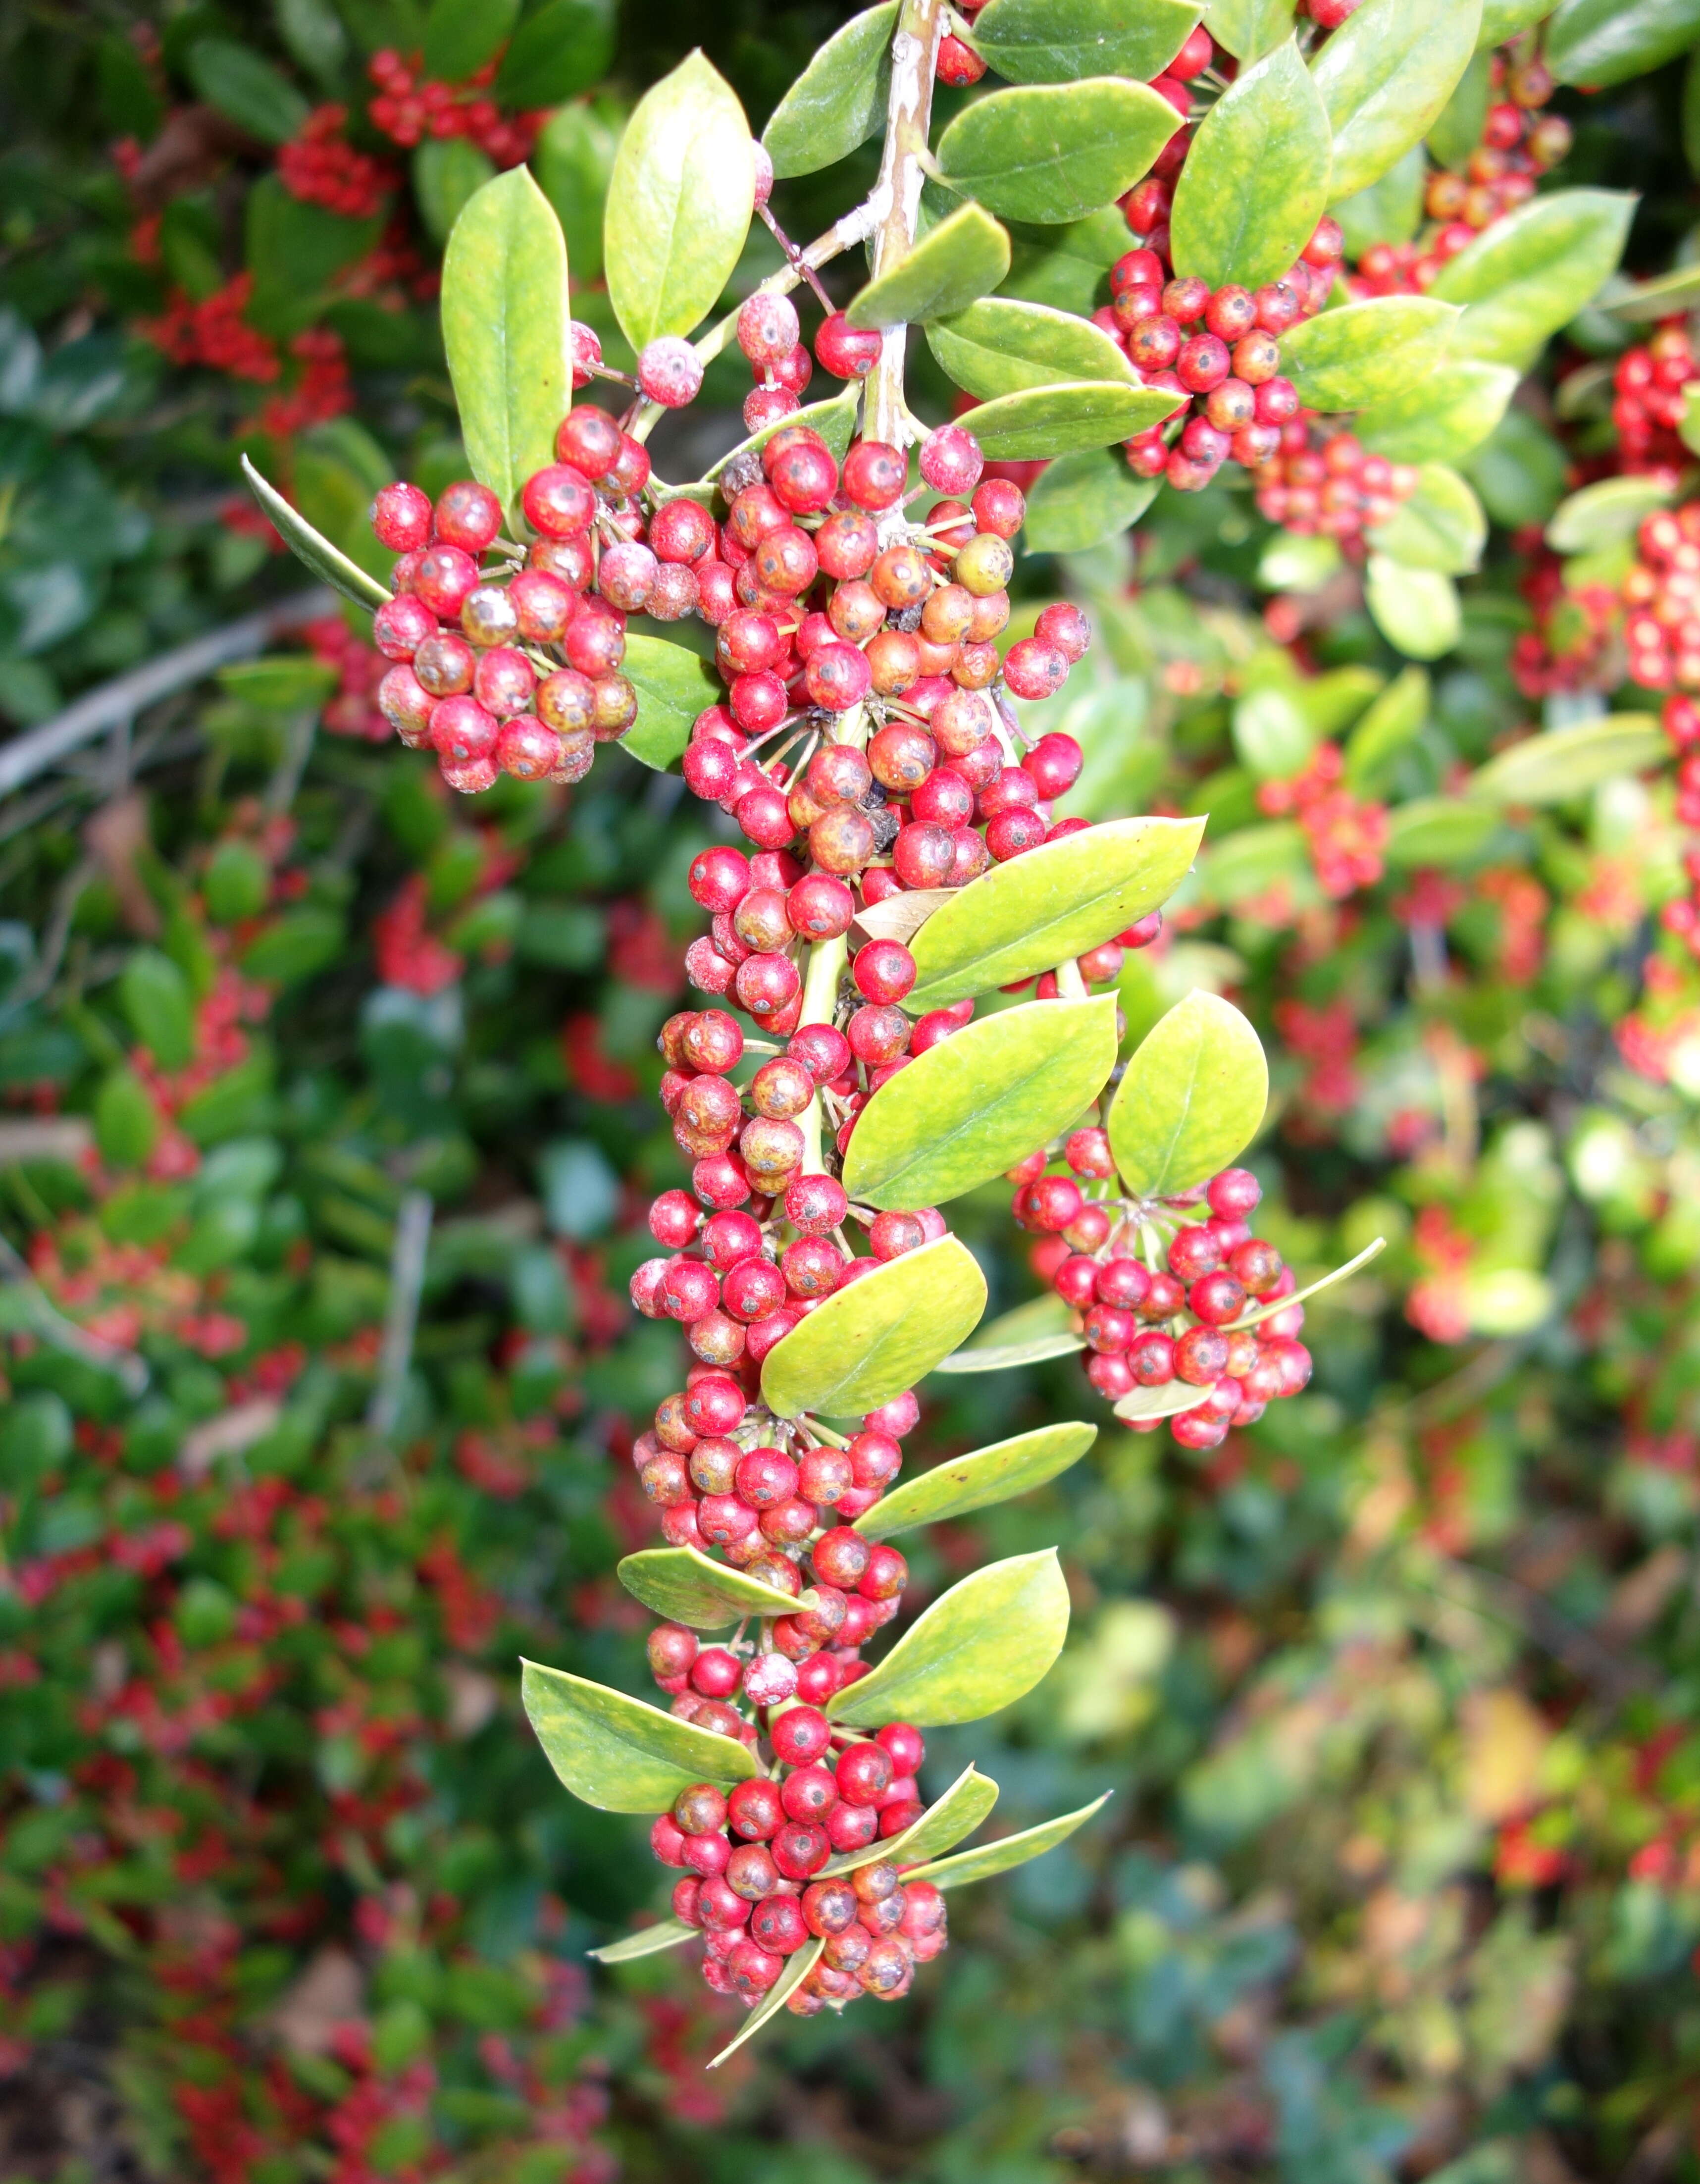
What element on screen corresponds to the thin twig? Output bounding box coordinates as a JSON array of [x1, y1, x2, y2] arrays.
[[367, 1190, 433, 1440]]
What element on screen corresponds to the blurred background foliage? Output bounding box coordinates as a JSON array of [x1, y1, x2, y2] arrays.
[[1, 4, 1700, 2184]]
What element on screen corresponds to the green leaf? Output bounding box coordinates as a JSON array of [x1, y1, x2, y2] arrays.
[[1478, 0, 1547, 40], [1312, 0, 1481, 204], [1276, 297, 1459, 413], [1467, 716, 1666, 807], [520, 1660, 757, 1814], [842, 996, 1119, 1211], [846, 203, 1012, 331], [1364, 556, 1461, 660], [422, 0, 520, 80], [967, 379, 1181, 458], [927, 298, 1137, 400], [1354, 360, 1518, 463], [120, 951, 195, 1070], [1195, 819, 1310, 907], [1365, 463, 1485, 575], [620, 633, 722, 771], [936, 79, 1182, 225], [533, 104, 619, 286], [762, 2, 897, 177], [1331, 145, 1426, 260], [1427, 189, 1636, 370], [604, 51, 754, 350], [1108, 991, 1267, 1199], [1545, 475, 1676, 555], [826, 1550, 1071, 1727], [905, 1791, 1111, 1889], [1003, 208, 1131, 313], [1463, 408, 1570, 529], [1114, 1379, 1222, 1422], [96, 1070, 159, 1169], [855, 1423, 1097, 1542], [412, 138, 496, 248], [761, 1235, 988, 1419], [1427, 49, 1490, 169], [1383, 794, 1498, 867], [1687, 49, 1700, 178], [706, 1939, 823, 2068], [494, 0, 614, 102], [970, 0, 1201, 82], [589, 1918, 695, 1964], [1204, 0, 1295, 59], [1545, 0, 1700, 86], [1232, 685, 1314, 780], [824, 1763, 1000, 1875], [907, 815, 1204, 1010], [218, 657, 338, 712], [276, 0, 348, 86], [246, 176, 381, 337], [1344, 666, 1429, 793], [1170, 39, 1332, 291], [932, 1293, 1084, 1374], [616, 1545, 816, 1629], [1024, 451, 1157, 553], [185, 39, 309, 144], [1606, 262, 1700, 323], [442, 168, 571, 515]]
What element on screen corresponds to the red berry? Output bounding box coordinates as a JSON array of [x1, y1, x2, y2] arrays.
[[771, 1706, 831, 1766], [842, 439, 907, 511], [816, 312, 882, 379]]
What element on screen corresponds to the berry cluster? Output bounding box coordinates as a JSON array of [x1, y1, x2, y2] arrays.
[[1019, 1162, 1311, 1450], [305, 615, 393, 743], [1250, 423, 1420, 547], [1105, 30, 1344, 494], [277, 104, 398, 219], [1611, 322, 1698, 476], [144, 272, 280, 384], [1656, 694, 1700, 962], [651, 1731, 944, 2011], [1255, 742, 1389, 898], [1345, 57, 1571, 300], [1623, 503, 1700, 694], [366, 49, 542, 167]]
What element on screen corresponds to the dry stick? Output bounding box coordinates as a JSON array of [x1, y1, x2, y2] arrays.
[[368, 1189, 434, 1440], [865, 0, 949, 453]]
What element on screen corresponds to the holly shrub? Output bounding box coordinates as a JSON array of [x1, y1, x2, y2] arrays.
[[5, 0, 1700, 2179]]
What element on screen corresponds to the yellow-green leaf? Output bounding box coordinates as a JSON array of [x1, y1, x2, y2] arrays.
[[1428, 189, 1636, 370], [967, 379, 1181, 458], [936, 78, 1182, 225], [589, 1917, 695, 1964], [521, 1660, 758, 1813], [1312, 0, 1481, 204], [927, 297, 1138, 400], [1107, 990, 1268, 1198], [1276, 297, 1459, 413], [1171, 38, 1332, 291], [931, 1293, 1085, 1373], [825, 1549, 1071, 1727], [763, 3, 896, 176], [822, 1763, 999, 1874], [846, 203, 1013, 330], [761, 1235, 987, 1419], [904, 1790, 1112, 1888], [855, 1422, 1097, 1541], [616, 1545, 814, 1629], [970, 0, 1201, 82], [1354, 360, 1519, 463]]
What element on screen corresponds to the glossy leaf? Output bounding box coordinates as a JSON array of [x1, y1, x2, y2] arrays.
[[970, 0, 1201, 83], [1355, 360, 1519, 463], [240, 457, 389, 612], [1312, 0, 1481, 204], [763, 3, 897, 176], [825, 1549, 1071, 1727], [1196, 819, 1310, 906], [185, 39, 309, 144], [1344, 666, 1430, 793], [846, 203, 1012, 331], [442, 169, 572, 514], [909, 816, 1201, 1012], [1204, 0, 1295, 58], [905, 1791, 1112, 1889], [1478, 0, 1547, 38], [842, 996, 1119, 1211], [926, 298, 1138, 400], [493, 0, 615, 103], [1115, 1380, 1221, 1422], [1003, 207, 1132, 313], [1546, 0, 1700, 86], [1364, 556, 1461, 660], [967, 379, 1182, 458], [1545, 475, 1676, 554], [1023, 450, 1158, 552], [1171, 39, 1332, 291], [520, 1660, 757, 1813], [1606, 262, 1700, 322], [589, 1918, 694, 1965], [761, 1235, 988, 1419], [823, 1764, 999, 1874], [706, 1940, 823, 2067], [1233, 685, 1315, 781], [1108, 991, 1268, 1198], [533, 104, 619, 285], [935, 79, 1183, 225], [1428, 189, 1636, 369], [932, 1293, 1084, 1373], [855, 1422, 1097, 1541], [1467, 716, 1666, 807], [413, 140, 497, 249], [616, 1545, 815, 1629], [245, 178, 382, 338], [604, 52, 754, 349], [620, 633, 724, 771], [1427, 48, 1490, 169], [1365, 464, 1486, 574], [1464, 408, 1570, 529], [1332, 145, 1426, 260], [1277, 298, 1459, 413], [1383, 794, 1498, 867], [121, 951, 195, 1071], [423, 0, 521, 80]]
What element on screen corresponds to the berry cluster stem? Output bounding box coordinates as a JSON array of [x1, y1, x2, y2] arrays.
[[866, 0, 948, 450]]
